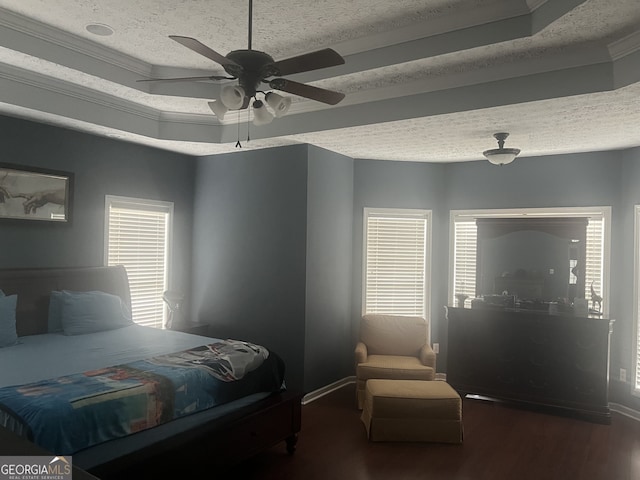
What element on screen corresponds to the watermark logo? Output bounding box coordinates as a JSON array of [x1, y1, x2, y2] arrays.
[[0, 455, 72, 480]]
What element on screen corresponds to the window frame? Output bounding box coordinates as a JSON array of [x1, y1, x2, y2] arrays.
[[448, 206, 611, 315], [633, 205, 640, 394], [362, 207, 432, 321], [104, 195, 174, 329]]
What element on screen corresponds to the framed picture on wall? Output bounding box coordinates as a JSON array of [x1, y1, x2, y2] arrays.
[[0, 163, 73, 223]]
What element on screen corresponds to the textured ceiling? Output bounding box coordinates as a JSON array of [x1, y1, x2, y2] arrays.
[[0, 0, 638, 162]]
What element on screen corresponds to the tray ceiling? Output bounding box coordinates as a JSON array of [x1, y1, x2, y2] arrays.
[[0, 0, 638, 162]]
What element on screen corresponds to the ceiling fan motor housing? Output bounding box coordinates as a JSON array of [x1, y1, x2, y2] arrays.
[[225, 50, 278, 97]]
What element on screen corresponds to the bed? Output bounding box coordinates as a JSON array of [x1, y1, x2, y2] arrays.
[[0, 265, 301, 478]]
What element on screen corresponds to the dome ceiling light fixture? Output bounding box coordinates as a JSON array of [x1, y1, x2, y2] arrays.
[[138, 0, 345, 129], [85, 23, 114, 36], [483, 132, 521, 166]]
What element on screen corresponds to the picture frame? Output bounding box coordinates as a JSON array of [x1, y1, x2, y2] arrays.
[[0, 163, 73, 223]]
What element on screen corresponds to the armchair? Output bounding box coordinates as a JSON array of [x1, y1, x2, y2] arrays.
[[355, 314, 436, 409]]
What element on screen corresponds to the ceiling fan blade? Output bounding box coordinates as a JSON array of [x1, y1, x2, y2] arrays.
[[137, 75, 234, 84], [169, 35, 240, 68], [269, 78, 345, 105], [272, 48, 345, 76]]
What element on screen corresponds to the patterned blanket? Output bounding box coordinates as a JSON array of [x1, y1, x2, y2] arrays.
[[0, 340, 285, 455]]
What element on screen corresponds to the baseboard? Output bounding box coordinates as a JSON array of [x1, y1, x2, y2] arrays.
[[302, 376, 356, 405], [610, 402, 640, 422], [301, 378, 640, 422]]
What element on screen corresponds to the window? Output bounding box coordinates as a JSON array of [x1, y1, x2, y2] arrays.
[[105, 196, 173, 328], [363, 208, 431, 318], [450, 207, 610, 309], [451, 218, 477, 301], [585, 216, 605, 306], [634, 206, 640, 393]]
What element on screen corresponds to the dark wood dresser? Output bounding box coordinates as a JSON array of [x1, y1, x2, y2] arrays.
[[445, 306, 614, 423]]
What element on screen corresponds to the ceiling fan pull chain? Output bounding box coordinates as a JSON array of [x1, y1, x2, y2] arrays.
[[235, 111, 242, 148], [247, 107, 251, 142]]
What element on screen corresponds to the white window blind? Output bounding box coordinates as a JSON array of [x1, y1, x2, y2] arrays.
[[105, 196, 173, 329], [452, 219, 477, 302], [585, 217, 604, 301], [634, 206, 640, 392], [363, 208, 430, 318]]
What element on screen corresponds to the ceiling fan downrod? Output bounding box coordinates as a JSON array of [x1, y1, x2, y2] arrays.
[[248, 0, 253, 50]]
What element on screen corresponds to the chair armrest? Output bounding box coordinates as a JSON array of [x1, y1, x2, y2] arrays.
[[419, 343, 436, 369], [355, 342, 368, 367]]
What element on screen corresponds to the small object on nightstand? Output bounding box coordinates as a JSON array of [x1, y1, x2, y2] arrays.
[[455, 293, 468, 308]]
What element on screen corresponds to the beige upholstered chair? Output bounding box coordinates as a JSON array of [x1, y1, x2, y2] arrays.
[[355, 314, 436, 409]]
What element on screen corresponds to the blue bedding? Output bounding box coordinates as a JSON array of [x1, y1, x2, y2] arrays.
[[0, 340, 285, 455]]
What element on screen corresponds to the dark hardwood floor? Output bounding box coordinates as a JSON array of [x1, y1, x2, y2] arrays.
[[230, 383, 640, 480]]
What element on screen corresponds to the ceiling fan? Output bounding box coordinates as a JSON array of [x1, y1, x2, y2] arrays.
[[139, 0, 346, 123]]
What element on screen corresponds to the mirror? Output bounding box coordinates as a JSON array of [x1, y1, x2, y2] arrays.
[[476, 217, 587, 304]]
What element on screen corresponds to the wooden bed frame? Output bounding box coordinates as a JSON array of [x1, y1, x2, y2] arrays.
[[0, 265, 302, 479]]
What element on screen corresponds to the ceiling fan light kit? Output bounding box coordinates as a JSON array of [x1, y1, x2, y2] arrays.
[[252, 100, 274, 125], [265, 92, 291, 117], [208, 100, 228, 121], [220, 85, 246, 110], [483, 132, 521, 166], [139, 0, 346, 129]]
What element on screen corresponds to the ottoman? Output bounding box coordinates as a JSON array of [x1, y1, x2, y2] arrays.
[[361, 379, 462, 443]]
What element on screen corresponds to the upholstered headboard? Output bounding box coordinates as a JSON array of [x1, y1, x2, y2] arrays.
[[0, 265, 131, 337]]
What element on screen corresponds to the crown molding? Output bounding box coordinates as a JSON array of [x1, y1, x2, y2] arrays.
[[0, 63, 156, 120], [0, 0, 591, 97], [0, 6, 150, 76], [0, 35, 620, 143], [609, 30, 640, 61], [330, 0, 532, 57], [526, 0, 549, 12], [0, 61, 230, 143], [159, 110, 220, 126]]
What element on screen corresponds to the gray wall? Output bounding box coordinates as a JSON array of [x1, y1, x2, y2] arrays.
[[444, 152, 621, 211], [442, 152, 623, 372], [613, 146, 640, 409], [190, 144, 355, 393], [352, 159, 447, 347], [191, 145, 309, 391], [6, 112, 640, 411], [304, 146, 354, 392], [352, 152, 624, 376], [0, 115, 195, 297]]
